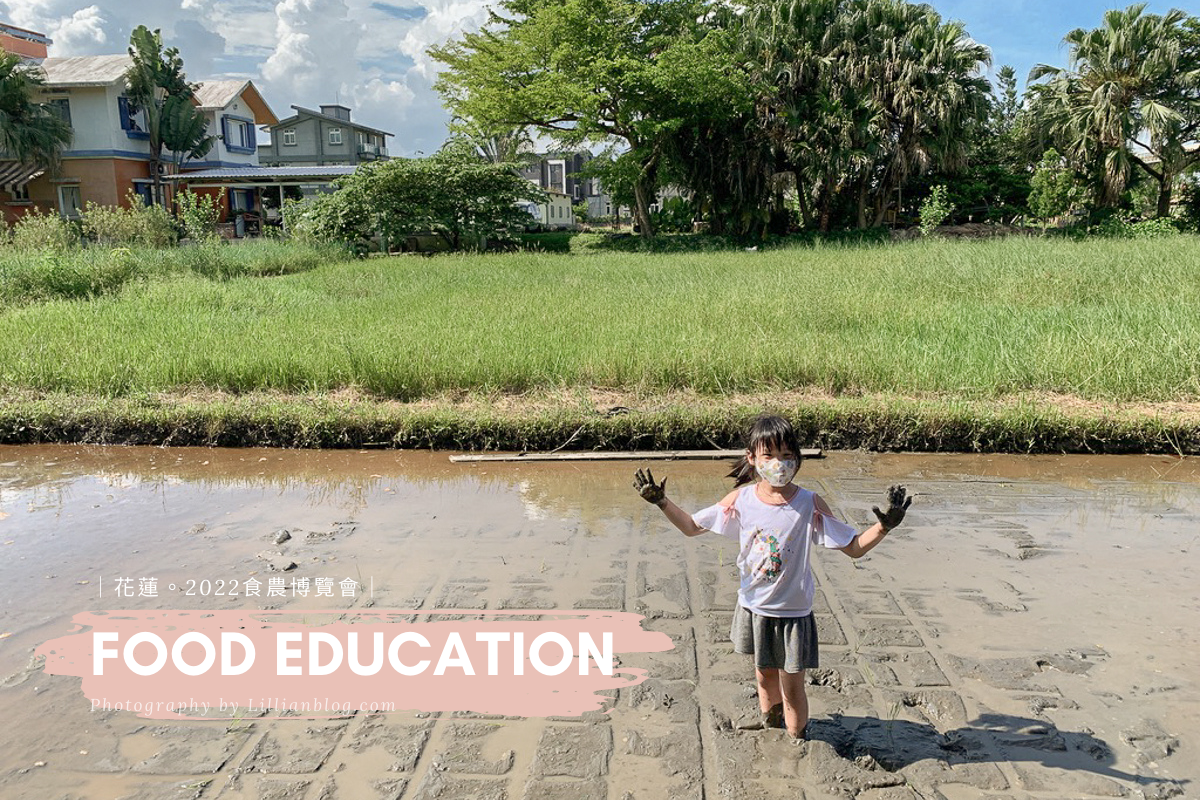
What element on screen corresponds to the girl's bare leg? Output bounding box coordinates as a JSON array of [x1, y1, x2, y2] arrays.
[[778, 669, 809, 738], [755, 666, 783, 712]]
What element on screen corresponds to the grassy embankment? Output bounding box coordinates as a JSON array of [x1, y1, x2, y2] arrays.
[[1, 235, 1198, 453]]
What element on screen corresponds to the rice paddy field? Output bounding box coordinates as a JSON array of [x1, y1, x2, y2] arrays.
[[1, 235, 1198, 452]]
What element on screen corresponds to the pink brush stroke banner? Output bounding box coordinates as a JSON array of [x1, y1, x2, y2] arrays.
[[36, 610, 674, 720]]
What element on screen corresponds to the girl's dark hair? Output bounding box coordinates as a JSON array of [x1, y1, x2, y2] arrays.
[[727, 414, 803, 487]]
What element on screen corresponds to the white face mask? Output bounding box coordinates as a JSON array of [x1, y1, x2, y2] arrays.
[[756, 457, 798, 488]]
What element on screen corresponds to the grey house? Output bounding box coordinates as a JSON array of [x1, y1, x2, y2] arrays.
[[519, 151, 624, 219], [519, 152, 594, 201], [257, 104, 392, 167]]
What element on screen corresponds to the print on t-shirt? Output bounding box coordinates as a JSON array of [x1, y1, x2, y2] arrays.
[[746, 527, 784, 585]]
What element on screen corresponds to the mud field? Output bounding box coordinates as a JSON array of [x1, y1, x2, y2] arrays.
[[0, 445, 1196, 799]]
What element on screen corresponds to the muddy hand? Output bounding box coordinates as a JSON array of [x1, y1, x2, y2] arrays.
[[872, 484, 912, 532], [633, 468, 668, 507]]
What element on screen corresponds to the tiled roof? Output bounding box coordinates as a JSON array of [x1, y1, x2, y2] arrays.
[[193, 80, 250, 110], [272, 105, 393, 137], [169, 166, 357, 182], [39, 54, 132, 86]]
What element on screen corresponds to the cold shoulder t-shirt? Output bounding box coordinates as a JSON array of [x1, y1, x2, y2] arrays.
[[692, 484, 857, 617]]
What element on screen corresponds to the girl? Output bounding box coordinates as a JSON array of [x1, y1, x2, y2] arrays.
[[633, 414, 911, 740]]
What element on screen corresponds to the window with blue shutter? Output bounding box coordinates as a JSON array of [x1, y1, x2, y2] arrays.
[[119, 96, 149, 139], [223, 116, 257, 154]]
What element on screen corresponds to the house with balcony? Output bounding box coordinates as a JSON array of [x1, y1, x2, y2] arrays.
[[258, 104, 391, 167], [2, 48, 279, 225], [182, 79, 279, 227], [518, 151, 626, 221], [0, 23, 54, 222], [190, 80, 279, 170]]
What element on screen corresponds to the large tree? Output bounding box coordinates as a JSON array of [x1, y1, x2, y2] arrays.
[[430, 0, 750, 238], [736, 0, 992, 230], [0, 51, 73, 169], [1028, 4, 1200, 215], [124, 25, 214, 205]]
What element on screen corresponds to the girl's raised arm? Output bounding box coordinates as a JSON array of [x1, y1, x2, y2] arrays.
[[633, 468, 728, 537]]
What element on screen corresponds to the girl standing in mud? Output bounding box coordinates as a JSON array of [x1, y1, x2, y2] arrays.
[[633, 414, 912, 740]]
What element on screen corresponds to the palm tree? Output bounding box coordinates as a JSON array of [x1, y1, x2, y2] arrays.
[[450, 119, 538, 166], [1028, 4, 1199, 214], [124, 26, 213, 205], [842, 0, 992, 227], [738, 0, 990, 230], [0, 51, 73, 168]]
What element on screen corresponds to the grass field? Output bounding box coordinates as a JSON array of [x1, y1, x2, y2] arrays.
[[2, 234, 1198, 452], [0, 240, 352, 306], [2, 235, 1197, 401]]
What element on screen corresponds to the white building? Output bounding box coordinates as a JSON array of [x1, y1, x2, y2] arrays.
[[519, 188, 577, 230]]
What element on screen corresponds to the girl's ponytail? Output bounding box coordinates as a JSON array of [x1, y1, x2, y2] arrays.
[[727, 456, 757, 488]]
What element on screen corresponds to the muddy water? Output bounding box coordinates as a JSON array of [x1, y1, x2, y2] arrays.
[[0, 445, 1196, 799]]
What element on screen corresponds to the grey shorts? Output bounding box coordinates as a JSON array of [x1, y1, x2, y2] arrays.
[[731, 603, 819, 673]]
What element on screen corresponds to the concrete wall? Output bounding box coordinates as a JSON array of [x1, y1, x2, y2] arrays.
[[0, 31, 48, 59]]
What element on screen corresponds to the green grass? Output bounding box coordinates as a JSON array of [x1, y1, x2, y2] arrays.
[[2, 236, 1199, 403], [0, 240, 353, 306]]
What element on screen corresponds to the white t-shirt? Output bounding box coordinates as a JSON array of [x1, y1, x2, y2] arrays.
[[692, 483, 857, 617]]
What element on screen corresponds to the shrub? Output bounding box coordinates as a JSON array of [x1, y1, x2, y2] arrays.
[[919, 185, 953, 236], [6, 206, 80, 251], [176, 188, 225, 242], [288, 141, 545, 252], [1090, 214, 1181, 239], [1028, 149, 1079, 228], [1179, 182, 1200, 233], [650, 197, 695, 234], [80, 192, 178, 247]]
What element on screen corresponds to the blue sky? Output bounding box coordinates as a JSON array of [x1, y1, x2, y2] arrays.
[[2, 0, 1194, 156], [936, 0, 1195, 91]]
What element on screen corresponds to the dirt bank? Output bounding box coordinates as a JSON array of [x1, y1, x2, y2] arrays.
[[2, 388, 1198, 454]]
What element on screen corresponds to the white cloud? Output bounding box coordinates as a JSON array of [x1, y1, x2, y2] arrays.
[[47, 6, 107, 50], [262, 0, 363, 99], [1, 1, 107, 50], [354, 76, 416, 114], [397, 0, 489, 81], [0, 0, 499, 159]]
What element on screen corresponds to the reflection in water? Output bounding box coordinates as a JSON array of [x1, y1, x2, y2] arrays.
[[6, 446, 1198, 523]]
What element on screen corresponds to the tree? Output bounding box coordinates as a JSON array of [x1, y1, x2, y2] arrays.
[[293, 140, 546, 251], [737, 0, 992, 230], [906, 63, 1033, 225], [124, 25, 214, 205], [0, 51, 73, 168], [1028, 4, 1200, 216], [1027, 148, 1079, 228], [992, 65, 1020, 136], [450, 118, 538, 166], [430, 0, 750, 238]]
